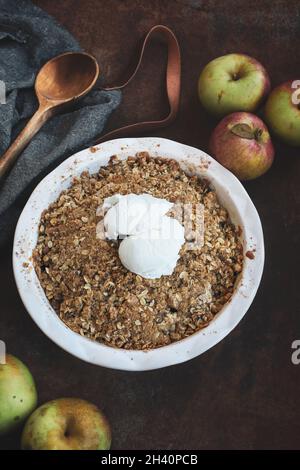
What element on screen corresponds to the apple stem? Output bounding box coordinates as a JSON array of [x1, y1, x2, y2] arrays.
[[254, 128, 263, 141]]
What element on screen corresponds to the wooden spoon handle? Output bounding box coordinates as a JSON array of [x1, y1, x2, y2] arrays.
[[0, 107, 49, 181]]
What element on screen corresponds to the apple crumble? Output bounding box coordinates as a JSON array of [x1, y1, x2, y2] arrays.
[[33, 153, 243, 350]]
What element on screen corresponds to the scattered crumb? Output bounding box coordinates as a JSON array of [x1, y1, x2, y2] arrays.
[[246, 250, 255, 260]]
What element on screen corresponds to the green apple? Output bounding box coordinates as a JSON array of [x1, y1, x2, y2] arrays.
[[265, 80, 300, 146], [0, 354, 37, 434], [21, 398, 111, 450], [198, 53, 270, 117]]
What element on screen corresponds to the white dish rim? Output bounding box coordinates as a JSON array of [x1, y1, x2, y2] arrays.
[[13, 137, 264, 371]]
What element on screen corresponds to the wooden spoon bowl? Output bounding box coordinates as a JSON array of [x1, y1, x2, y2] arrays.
[[36, 52, 99, 102], [0, 52, 99, 180]]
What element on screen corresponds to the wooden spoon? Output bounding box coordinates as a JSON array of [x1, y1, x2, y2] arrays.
[[0, 51, 99, 180]]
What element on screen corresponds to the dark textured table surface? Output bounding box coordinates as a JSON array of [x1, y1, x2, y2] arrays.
[[1, 0, 300, 450]]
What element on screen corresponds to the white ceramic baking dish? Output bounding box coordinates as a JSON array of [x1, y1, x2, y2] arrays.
[[13, 137, 264, 371]]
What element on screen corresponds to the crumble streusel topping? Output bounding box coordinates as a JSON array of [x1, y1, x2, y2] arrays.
[[33, 153, 243, 350]]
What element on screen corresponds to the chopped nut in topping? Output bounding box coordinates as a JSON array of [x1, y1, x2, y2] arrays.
[[33, 153, 243, 350]]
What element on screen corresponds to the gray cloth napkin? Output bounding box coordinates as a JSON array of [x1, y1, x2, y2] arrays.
[[0, 0, 121, 245]]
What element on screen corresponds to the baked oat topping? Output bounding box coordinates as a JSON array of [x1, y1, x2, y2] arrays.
[[33, 152, 243, 350]]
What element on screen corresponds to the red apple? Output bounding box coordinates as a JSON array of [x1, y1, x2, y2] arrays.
[[265, 80, 300, 147], [209, 112, 274, 180]]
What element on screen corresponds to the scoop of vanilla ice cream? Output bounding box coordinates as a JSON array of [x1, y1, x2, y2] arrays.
[[103, 193, 173, 239], [118, 217, 185, 278], [103, 193, 185, 279]]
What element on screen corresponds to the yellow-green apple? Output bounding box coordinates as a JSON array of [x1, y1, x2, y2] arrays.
[[0, 354, 37, 434], [198, 53, 270, 117], [209, 112, 274, 180], [265, 80, 300, 146], [21, 398, 111, 450]]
